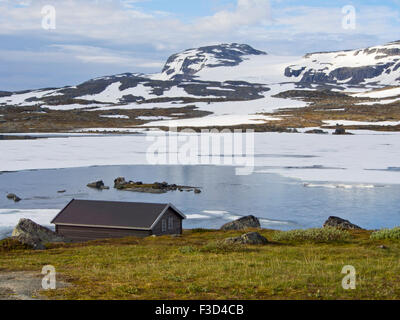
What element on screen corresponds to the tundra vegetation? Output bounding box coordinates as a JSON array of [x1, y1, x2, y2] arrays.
[[1, 89, 400, 133], [1, 228, 400, 300]]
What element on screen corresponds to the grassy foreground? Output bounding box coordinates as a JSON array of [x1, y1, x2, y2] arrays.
[[1, 228, 400, 300]]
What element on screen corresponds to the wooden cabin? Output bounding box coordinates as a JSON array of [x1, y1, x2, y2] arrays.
[[51, 199, 186, 242]]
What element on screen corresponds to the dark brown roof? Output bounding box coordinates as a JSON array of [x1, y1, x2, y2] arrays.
[[51, 199, 185, 230]]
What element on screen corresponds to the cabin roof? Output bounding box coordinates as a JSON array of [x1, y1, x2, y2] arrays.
[[51, 199, 186, 230]]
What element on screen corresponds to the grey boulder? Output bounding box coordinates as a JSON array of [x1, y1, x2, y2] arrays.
[[11, 234, 46, 250], [323, 216, 363, 230], [87, 180, 109, 190], [221, 215, 261, 231], [224, 232, 268, 245], [7, 193, 21, 202], [12, 218, 68, 249]]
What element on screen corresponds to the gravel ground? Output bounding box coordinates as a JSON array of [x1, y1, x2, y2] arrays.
[[0, 271, 69, 300]]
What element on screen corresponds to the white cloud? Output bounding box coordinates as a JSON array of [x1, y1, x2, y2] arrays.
[[196, 0, 271, 32], [0, 0, 272, 45], [1, 0, 400, 90], [49, 44, 163, 67], [0, 44, 163, 69], [0, 0, 398, 51]]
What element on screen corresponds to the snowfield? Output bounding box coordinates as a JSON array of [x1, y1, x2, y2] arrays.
[[0, 89, 58, 106], [355, 98, 400, 106], [143, 114, 282, 127], [352, 87, 400, 99], [100, 115, 130, 119], [0, 131, 399, 184], [322, 120, 400, 126], [79, 82, 155, 103], [196, 54, 302, 84]]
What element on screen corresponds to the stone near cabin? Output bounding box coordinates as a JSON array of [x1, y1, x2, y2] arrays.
[[11, 234, 46, 250], [323, 216, 363, 230], [12, 218, 68, 249], [220, 215, 261, 231], [6, 193, 21, 202], [224, 232, 268, 245], [194, 189, 201, 194], [87, 180, 109, 190]]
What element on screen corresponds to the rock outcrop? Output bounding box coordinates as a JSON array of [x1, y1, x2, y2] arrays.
[[114, 177, 199, 194], [161, 43, 266, 80], [323, 216, 363, 230], [333, 125, 347, 135], [6, 193, 21, 202], [114, 177, 128, 189], [220, 215, 261, 231], [87, 180, 109, 190], [224, 232, 268, 245], [284, 42, 400, 86], [305, 129, 328, 134], [11, 218, 68, 250], [11, 234, 46, 250]]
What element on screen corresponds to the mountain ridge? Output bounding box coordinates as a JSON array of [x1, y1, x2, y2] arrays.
[[2, 41, 400, 109]]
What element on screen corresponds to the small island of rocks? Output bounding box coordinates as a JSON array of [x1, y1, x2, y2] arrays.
[[87, 177, 201, 194]]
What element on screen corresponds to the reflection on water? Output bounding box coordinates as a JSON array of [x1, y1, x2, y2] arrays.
[[0, 165, 399, 238]]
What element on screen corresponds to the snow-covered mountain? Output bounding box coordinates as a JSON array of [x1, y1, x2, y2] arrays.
[[285, 41, 400, 86], [155, 43, 266, 81], [2, 41, 400, 113], [0, 44, 272, 109]]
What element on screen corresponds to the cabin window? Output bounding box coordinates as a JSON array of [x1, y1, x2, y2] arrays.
[[168, 216, 173, 230], [162, 219, 167, 232]]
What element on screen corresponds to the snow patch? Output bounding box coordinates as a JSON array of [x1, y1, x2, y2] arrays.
[[322, 120, 400, 126], [142, 114, 281, 127], [100, 115, 129, 119]]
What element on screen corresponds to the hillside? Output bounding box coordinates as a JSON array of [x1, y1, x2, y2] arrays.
[[285, 41, 400, 86], [1, 42, 400, 132]]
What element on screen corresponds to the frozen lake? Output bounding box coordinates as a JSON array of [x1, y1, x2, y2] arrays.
[[1, 131, 399, 239], [0, 164, 399, 239]]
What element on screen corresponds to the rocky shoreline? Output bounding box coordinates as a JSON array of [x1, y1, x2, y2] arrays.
[[1, 215, 364, 250]]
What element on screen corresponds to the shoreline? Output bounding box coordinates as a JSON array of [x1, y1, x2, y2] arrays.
[[1, 163, 399, 186], [0, 164, 399, 235]]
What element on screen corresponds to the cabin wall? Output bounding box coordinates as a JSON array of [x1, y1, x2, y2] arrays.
[[56, 225, 151, 242], [152, 208, 182, 236]]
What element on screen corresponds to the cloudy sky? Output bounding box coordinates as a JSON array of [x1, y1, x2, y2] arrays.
[[1, 0, 400, 91]]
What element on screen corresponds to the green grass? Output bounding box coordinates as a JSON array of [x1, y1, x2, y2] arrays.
[[1, 228, 400, 300], [271, 227, 351, 243], [0, 238, 33, 251], [371, 227, 400, 240]]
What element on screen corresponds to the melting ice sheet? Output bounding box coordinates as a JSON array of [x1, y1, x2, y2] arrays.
[[1, 131, 400, 184]]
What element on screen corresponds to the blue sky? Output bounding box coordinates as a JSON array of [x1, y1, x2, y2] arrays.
[[1, 0, 400, 91]]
